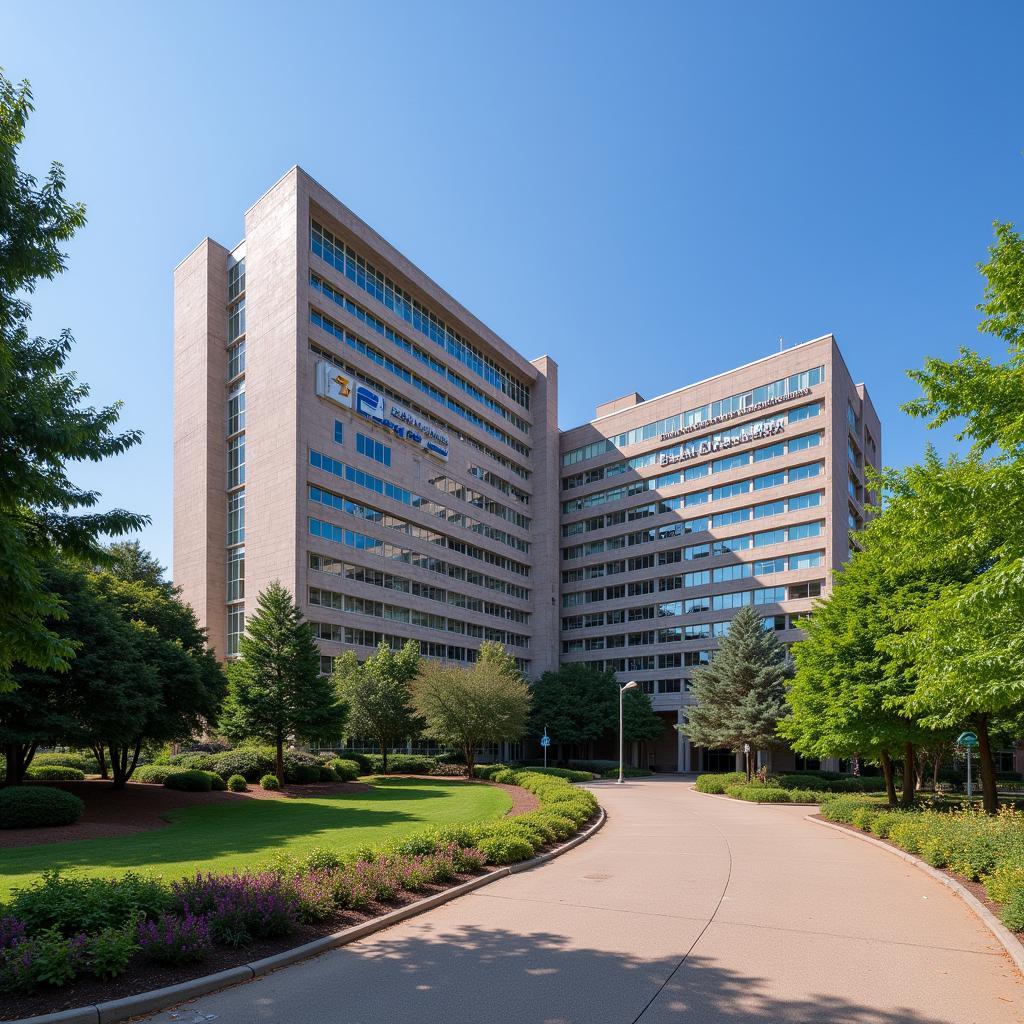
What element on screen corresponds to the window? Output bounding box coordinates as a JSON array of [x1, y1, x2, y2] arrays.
[[753, 586, 785, 605], [334, 421, 344, 445], [753, 557, 785, 576], [639, 680, 656, 695], [685, 623, 710, 639], [713, 453, 748, 473], [789, 551, 823, 571], [712, 508, 750, 528], [714, 535, 750, 554], [713, 590, 751, 611], [754, 528, 786, 547], [755, 442, 784, 462], [227, 548, 244, 602], [227, 435, 245, 488], [658, 601, 682, 617], [228, 340, 245, 380], [789, 462, 823, 482], [713, 480, 750, 501], [684, 597, 710, 614], [684, 543, 709, 560], [789, 580, 824, 600], [226, 605, 245, 658], [356, 432, 391, 466], [685, 490, 710, 507], [753, 500, 785, 519], [788, 433, 822, 454], [228, 259, 245, 301], [684, 570, 710, 588], [658, 679, 682, 693], [713, 564, 751, 583], [227, 492, 245, 545], [754, 471, 785, 490], [228, 298, 245, 341], [788, 492, 822, 512], [227, 383, 245, 436], [788, 521, 823, 541], [789, 402, 822, 423], [683, 650, 711, 667]]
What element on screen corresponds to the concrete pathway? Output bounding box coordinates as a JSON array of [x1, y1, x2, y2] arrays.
[[141, 778, 1024, 1024]]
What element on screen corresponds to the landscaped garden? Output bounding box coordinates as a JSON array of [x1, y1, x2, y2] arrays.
[[0, 767, 600, 1018], [694, 770, 886, 803]]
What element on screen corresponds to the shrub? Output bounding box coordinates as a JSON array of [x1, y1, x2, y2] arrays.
[[137, 912, 212, 964], [170, 872, 295, 946], [337, 751, 372, 773], [515, 766, 594, 782], [476, 832, 535, 865], [133, 764, 173, 785], [210, 748, 274, 782], [319, 765, 339, 782], [7, 871, 171, 936], [983, 855, 1024, 906], [289, 763, 322, 785], [330, 759, 361, 782], [429, 762, 468, 777], [24, 765, 86, 781], [0, 928, 85, 992], [850, 805, 880, 830], [725, 786, 793, 803], [164, 769, 214, 792], [29, 751, 99, 774], [818, 795, 883, 825], [85, 926, 137, 980], [695, 772, 746, 794], [227, 774, 248, 792], [868, 811, 904, 839], [260, 773, 280, 791], [600, 767, 653, 779], [364, 753, 438, 775], [566, 759, 619, 773], [166, 752, 217, 772], [0, 786, 84, 828]]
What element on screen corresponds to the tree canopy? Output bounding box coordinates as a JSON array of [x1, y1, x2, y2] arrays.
[[0, 73, 145, 691]]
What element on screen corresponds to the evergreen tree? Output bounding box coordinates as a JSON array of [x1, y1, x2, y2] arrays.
[[332, 639, 421, 773], [220, 582, 346, 784], [681, 606, 793, 777], [0, 73, 146, 691], [622, 688, 665, 745]]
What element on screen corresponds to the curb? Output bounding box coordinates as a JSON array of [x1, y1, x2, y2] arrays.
[[15, 808, 607, 1024], [808, 814, 1024, 976]]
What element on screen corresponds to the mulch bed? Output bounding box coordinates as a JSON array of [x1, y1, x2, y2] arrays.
[[814, 814, 1024, 948], [0, 869, 495, 1022], [0, 779, 373, 848]]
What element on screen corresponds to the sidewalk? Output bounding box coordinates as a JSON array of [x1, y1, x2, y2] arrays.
[[137, 777, 1024, 1024]]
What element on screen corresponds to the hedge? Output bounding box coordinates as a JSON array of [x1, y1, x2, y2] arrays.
[[164, 770, 226, 792], [133, 764, 174, 785], [330, 759, 362, 782], [363, 754, 438, 775], [0, 786, 85, 828], [819, 796, 1024, 930], [29, 751, 99, 774], [694, 772, 747, 794], [24, 765, 85, 781]]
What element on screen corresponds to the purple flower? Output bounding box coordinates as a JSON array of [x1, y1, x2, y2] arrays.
[[0, 916, 27, 950]]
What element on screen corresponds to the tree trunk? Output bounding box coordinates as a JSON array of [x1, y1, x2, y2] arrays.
[[91, 744, 109, 779], [275, 732, 285, 788], [932, 750, 941, 789], [108, 739, 143, 789], [3, 742, 35, 786], [975, 714, 998, 814], [464, 743, 475, 778], [900, 742, 916, 808], [880, 750, 897, 806], [381, 741, 388, 775], [745, 748, 753, 781]]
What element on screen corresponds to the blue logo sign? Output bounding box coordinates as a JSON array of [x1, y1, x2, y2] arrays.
[[540, 735, 551, 748], [355, 385, 384, 422]]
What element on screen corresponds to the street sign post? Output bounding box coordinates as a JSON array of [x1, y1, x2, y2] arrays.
[[541, 728, 550, 769], [958, 732, 979, 800]]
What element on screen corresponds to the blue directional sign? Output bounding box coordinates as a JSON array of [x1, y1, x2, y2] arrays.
[[540, 735, 551, 748], [957, 732, 979, 748]]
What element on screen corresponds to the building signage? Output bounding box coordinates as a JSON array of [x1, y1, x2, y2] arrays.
[[660, 387, 812, 442], [354, 383, 450, 462], [315, 361, 353, 409], [658, 419, 784, 467]]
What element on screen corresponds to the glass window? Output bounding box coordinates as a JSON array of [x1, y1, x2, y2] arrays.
[[226, 605, 245, 657], [228, 340, 245, 380], [228, 258, 245, 301], [334, 421, 344, 445], [227, 492, 245, 545], [356, 432, 391, 467], [228, 298, 245, 341], [227, 548, 245, 603], [227, 435, 245, 488], [227, 383, 245, 436]]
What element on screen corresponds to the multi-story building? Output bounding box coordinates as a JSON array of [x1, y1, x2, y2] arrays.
[[174, 167, 561, 681], [173, 168, 880, 771], [558, 337, 880, 770]]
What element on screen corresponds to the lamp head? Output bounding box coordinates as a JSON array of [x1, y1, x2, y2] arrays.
[[622, 680, 638, 692]]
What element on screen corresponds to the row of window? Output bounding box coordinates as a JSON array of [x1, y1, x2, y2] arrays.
[[225, 259, 247, 658], [311, 221, 531, 408], [318, 640, 530, 677], [561, 490, 823, 556], [310, 273, 530, 434], [560, 552, 822, 618], [429, 474, 531, 530], [309, 559, 530, 623], [562, 502, 824, 562], [309, 453, 530, 555], [563, 405, 822, 510], [466, 463, 530, 507], [563, 580, 820, 612], [355, 432, 391, 466], [562, 366, 825, 465], [312, 343, 530, 481], [563, 613, 793, 636], [312, 307, 531, 460], [564, 425, 822, 495], [309, 594, 529, 649]]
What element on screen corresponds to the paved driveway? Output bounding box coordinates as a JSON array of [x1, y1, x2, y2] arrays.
[[141, 777, 1024, 1024]]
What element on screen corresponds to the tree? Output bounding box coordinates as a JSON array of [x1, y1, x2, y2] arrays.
[[622, 688, 665, 746], [0, 73, 145, 691], [90, 565, 226, 787], [681, 607, 792, 778], [99, 540, 171, 593], [220, 582, 347, 784], [412, 643, 530, 776], [0, 561, 156, 785], [528, 664, 618, 760], [332, 639, 421, 773]]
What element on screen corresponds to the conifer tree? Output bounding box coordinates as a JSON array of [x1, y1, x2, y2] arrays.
[[221, 582, 346, 784], [681, 606, 793, 777]]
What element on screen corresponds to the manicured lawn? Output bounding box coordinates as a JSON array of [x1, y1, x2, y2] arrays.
[[0, 778, 510, 899]]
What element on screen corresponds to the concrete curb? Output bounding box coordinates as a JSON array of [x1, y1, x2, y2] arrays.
[[14, 808, 607, 1024], [808, 814, 1024, 977]]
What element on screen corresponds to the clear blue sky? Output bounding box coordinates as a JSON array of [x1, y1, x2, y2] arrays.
[[8, 2, 1023, 573]]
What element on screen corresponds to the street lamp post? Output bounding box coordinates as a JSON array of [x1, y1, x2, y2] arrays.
[[618, 680, 637, 784]]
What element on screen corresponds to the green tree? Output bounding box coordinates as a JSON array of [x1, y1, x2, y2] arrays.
[[681, 607, 793, 778], [0, 73, 145, 691], [332, 639, 421, 773], [622, 688, 665, 745], [528, 664, 618, 760], [0, 561, 156, 784], [412, 645, 530, 776], [99, 540, 171, 593], [220, 582, 346, 784]]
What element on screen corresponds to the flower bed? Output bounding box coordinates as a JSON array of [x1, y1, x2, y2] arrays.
[[0, 769, 598, 1018], [818, 796, 1024, 931]]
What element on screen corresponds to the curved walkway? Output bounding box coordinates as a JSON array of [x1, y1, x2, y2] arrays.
[[139, 778, 1023, 1024]]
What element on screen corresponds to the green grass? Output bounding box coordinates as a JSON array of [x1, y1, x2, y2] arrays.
[[0, 778, 510, 900]]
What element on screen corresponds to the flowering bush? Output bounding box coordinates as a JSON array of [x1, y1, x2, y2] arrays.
[[0, 929, 87, 992], [0, 916, 27, 950], [170, 873, 295, 946], [428, 763, 467, 777], [137, 912, 212, 964]]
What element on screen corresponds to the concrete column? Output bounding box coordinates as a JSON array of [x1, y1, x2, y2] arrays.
[[676, 709, 689, 771]]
